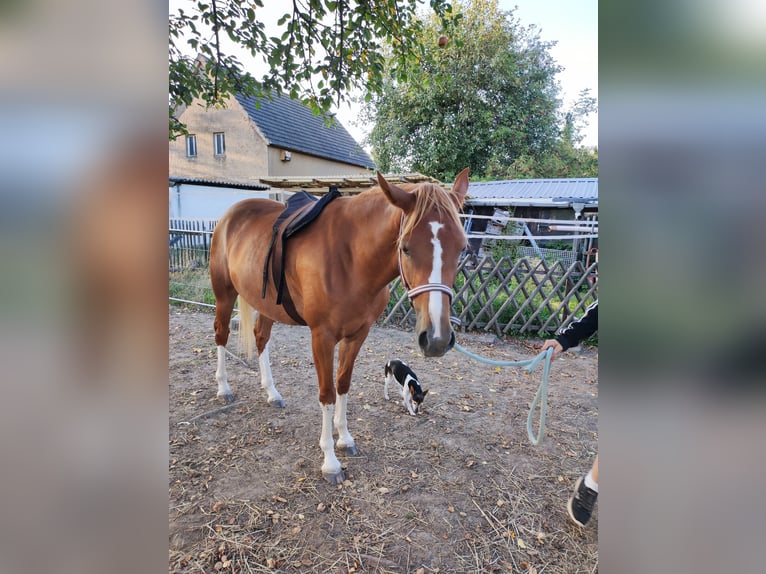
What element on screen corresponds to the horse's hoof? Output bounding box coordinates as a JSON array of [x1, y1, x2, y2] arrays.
[[268, 398, 286, 408], [218, 393, 236, 404], [322, 470, 345, 484], [338, 444, 358, 456]]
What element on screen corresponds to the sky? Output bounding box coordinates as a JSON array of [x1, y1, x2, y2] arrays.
[[170, 0, 598, 148]]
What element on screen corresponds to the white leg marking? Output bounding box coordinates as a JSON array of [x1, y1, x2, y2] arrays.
[[319, 403, 342, 477], [215, 345, 232, 398], [384, 372, 393, 400], [428, 221, 445, 339], [258, 342, 284, 405], [401, 384, 416, 416], [334, 393, 355, 449]]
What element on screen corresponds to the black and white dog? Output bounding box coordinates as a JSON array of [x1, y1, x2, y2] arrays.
[[384, 360, 428, 416]]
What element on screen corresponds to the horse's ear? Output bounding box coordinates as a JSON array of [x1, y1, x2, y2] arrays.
[[377, 172, 416, 212], [451, 167, 470, 209]]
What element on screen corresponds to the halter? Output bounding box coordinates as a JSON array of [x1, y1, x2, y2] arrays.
[[397, 214, 455, 302]]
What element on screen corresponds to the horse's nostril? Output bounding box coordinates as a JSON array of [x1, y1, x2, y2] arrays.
[[418, 330, 429, 349], [448, 330, 456, 349]]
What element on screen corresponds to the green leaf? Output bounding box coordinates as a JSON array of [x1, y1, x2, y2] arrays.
[[169, 0, 519, 142]]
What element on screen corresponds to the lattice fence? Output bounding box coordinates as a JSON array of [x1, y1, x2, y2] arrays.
[[381, 254, 597, 336], [169, 225, 597, 335]]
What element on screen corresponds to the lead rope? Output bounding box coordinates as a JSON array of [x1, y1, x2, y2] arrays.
[[452, 340, 553, 446]]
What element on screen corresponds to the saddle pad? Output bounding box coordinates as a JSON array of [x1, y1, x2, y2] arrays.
[[282, 188, 340, 238]]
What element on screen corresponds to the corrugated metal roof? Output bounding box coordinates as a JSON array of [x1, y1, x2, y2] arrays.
[[466, 178, 598, 206], [235, 92, 376, 170]]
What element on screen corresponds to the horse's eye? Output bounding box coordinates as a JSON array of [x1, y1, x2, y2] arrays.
[[401, 245, 411, 257]]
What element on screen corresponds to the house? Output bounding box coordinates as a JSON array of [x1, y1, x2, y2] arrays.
[[169, 91, 376, 185]]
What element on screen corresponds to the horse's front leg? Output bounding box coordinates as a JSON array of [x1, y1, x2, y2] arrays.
[[335, 331, 370, 456], [311, 328, 344, 483]]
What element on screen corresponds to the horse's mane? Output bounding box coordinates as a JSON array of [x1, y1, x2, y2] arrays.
[[399, 183, 462, 245]]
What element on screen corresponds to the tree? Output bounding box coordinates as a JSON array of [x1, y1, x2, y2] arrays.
[[502, 142, 598, 179], [169, 0, 454, 139], [364, 0, 596, 180], [498, 89, 598, 179]]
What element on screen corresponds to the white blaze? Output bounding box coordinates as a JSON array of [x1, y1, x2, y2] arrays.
[[428, 221, 445, 339]]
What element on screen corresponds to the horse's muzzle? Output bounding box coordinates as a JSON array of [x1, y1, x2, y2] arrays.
[[418, 328, 456, 357]]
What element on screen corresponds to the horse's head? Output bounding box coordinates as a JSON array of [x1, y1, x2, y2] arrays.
[[377, 168, 470, 357]]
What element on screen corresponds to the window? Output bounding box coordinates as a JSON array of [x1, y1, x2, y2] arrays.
[[185, 134, 197, 157], [213, 132, 226, 156]]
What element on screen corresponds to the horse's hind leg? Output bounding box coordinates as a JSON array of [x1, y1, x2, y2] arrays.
[[254, 314, 285, 408], [211, 260, 237, 402]]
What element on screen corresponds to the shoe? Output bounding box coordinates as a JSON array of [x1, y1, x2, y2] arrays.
[[567, 476, 597, 526]]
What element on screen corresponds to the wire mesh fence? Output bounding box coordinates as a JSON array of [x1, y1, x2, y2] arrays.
[[515, 245, 577, 267]]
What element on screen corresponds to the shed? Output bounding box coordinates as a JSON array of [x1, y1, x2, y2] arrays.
[[463, 177, 598, 255]]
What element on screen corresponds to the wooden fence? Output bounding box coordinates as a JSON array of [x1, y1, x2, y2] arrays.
[[169, 219, 217, 271], [169, 223, 597, 336], [381, 254, 597, 336]]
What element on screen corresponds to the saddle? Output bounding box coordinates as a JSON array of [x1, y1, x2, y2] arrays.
[[262, 186, 341, 325]]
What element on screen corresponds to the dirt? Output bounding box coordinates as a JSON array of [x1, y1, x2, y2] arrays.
[[169, 306, 598, 573]]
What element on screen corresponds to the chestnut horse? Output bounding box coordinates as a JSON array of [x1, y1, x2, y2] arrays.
[[209, 169, 469, 483]]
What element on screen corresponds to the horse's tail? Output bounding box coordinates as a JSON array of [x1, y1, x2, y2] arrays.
[[237, 296, 256, 360]]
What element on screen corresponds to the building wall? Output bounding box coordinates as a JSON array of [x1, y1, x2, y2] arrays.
[[169, 96, 269, 184], [267, 147, 372, 177], [170, 96, 373, 181]]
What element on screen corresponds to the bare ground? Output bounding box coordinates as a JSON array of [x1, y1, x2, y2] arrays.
[[169, 306, 598, 573]]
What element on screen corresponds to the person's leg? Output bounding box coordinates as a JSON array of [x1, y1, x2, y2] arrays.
[[568, 454, 598, 527], [584, 454, 599, 490]]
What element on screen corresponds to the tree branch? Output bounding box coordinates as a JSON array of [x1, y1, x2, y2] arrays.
[[211, 0, 221, 100], [338, 1, 345, 107]]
